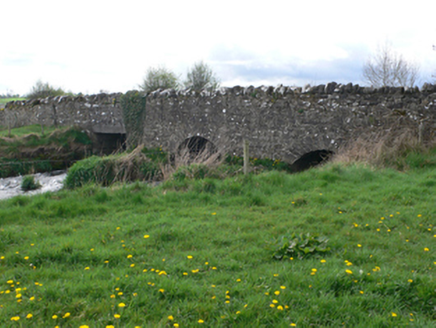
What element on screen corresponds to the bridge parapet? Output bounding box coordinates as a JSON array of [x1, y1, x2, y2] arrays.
[[2, 83, 436, 161]]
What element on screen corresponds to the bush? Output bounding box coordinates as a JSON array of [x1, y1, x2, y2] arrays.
[[64, 147, 162, 189], [21, 175, 41, 191]]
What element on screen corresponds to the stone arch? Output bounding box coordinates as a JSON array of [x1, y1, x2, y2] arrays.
[[178, 136, 217, 157], [290, 149, 334, 172]]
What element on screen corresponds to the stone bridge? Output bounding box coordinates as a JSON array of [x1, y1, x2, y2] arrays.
[[3, 82, 436, 166]]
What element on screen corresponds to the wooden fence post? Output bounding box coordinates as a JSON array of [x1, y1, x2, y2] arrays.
[[243, 139, 249, 175]]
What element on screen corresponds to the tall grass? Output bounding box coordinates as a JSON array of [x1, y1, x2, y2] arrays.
[[0, 158, 435, 327]]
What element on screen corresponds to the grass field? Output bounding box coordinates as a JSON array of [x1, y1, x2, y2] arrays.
[[0, 156, 435, 327], [0, 98, 25, 105], [0, 124, 66, 137]]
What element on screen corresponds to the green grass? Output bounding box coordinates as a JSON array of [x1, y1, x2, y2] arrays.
[[0, 124, 64, 137], [0, 162, 435, 327], [0, 98, 25, 105]]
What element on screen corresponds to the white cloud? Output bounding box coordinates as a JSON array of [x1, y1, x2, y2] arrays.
[[1, 0, 436, 95]]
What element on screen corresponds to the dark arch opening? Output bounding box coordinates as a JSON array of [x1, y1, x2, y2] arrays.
[[93, 133, 126, 155], [290, 150, 334, 173], [178, 136, 217, 158]]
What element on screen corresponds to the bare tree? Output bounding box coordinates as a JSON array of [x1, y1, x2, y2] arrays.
[[184, 61, 220, 91], [139, 66, 179, 93], [363, 42, 419, 88]]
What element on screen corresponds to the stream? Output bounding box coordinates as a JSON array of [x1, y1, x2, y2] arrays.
[[0, 171, 67, 201]]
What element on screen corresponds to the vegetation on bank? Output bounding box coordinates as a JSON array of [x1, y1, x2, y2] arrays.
[[0, 125, 92, 178], [0, 145, 435, 326]]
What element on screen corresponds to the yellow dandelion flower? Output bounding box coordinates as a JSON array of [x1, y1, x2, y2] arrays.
[[106, 325, 115, 328], [236, 311, 241, 314], [114, 314, 121, 319], [84, 267, 90, 270], [424, 248, 429, 252], [130, 264, 135, 267], [392, 312, 397, 317], [63, 312, 71, 318], [7, 280, 13, 284], [118, 302, 126, 307], [144, 235, 150, 238], [345, 269, 353, 275], [52, 315, 58, 319], [277, 305, 284, 310], [360, 291, 364, 294], [11, 316, 20, 321], [24, 256, 29, 260], [127, 254, 133, 258], [198, 319, 204, 323], [159, 271, 167, 275], [80, 326, 90, 328], [174, 324, 179, 327], [118, 292, 123, 296], [29, 296, 35, 301], [192, 269, 199, 273], [274, 273, 279, 277], [280, 286, 286, 289], [168, 315, 174, 320], [159, 289, 165, 293], [26, 313, 33, 319], [212, 267, 217, 270], [357, 244, 362, 247], [183, 272, 188, 276], [408, 279, 413, 283], [187, 255, 193, 259], [320, 259, 326, 263], [269, 303, 275, 308], [290, 324, 297, 327], [236, 278, 241, 282], [274, 291, 280, 295], [225, 300, 230, 303], [272, 299, 278, 304]]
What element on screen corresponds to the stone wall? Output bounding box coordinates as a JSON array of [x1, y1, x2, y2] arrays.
[[143, 83, 436, 161], [3, 93, 124, 134], [4, 83, 436, 161]]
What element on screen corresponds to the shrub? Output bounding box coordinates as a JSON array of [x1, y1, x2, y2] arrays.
[[21, 175, 41, 191], [64, 147, 162, 189]]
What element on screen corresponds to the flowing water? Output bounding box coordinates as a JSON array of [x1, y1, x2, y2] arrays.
[[0, 171, 67, 201]]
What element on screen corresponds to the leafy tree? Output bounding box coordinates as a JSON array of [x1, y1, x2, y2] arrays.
[[184, 61, 220, 91], [363, 42, 419, 88], [27, 80, 67, 99], [139, 66, 179, 93]]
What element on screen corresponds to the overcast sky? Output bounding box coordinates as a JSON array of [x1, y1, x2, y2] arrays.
[[2, 0, 436, 95]]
